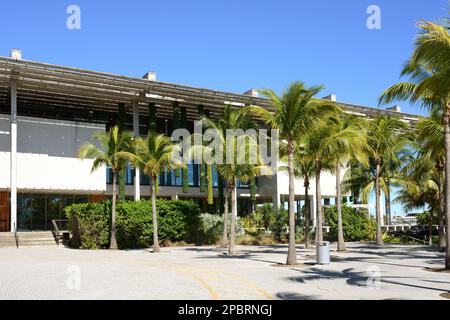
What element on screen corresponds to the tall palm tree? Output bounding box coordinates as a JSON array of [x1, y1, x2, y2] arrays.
[[249, 81, 338, 265], [200, 105, 261, 255], [364, 116, 409, 245], [121, 132, 181, 253], [379, 20, 450, 267], [78, 126, 133, 249]]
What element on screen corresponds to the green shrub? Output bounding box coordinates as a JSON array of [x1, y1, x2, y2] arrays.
[[65, 202, 111, 249], [269, 207, 289, 242], [65, 199, 201, 249], [196, 213, 223, 245], [237, 233, 277, 245], [196, 213, 244, 245], [257, 203, 277, 230], [324, 206, 375, 242]]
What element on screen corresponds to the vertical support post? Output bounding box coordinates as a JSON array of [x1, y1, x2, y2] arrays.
[[118, 103, 126, 200], [133, 100, 140, 201], [10, 79, 17, 233]]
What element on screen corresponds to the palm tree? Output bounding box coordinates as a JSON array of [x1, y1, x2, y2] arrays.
[[292, 144, 315, 248], [219, 181, 229, 248], [78, 125, 133, 249], [122, 132, 182, 253], [395, 154, 440, 246], [200, 105, 261, 255], [303, 114, 367, 246], [363, 116, 409, 245], [416, 111, 446, 250], [328, 116, 368, 251], [249, 81, 338, 265], [379, 20, 450, 267]]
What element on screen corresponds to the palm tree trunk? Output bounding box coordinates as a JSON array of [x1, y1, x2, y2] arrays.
[[438, 170, 446, 251], [375, 160, 384, 246], [315, 160, 323, 243], [220, 187, 229, 248], [304, 176, 311, 248], [385, 180, 391, 225], [336, 162, 345, 251], [228, 182, 237, 255], [286, 140, 297, 265], [444, 104, 450, 269], [110, 172, 118, 249], [429, 215, 433, 246], [151, 176, 160, 253]]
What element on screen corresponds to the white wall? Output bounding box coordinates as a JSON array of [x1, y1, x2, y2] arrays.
[[0, 115, 106, 192]]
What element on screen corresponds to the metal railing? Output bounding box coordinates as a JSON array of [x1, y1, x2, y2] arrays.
[[389, 232, 430, 245], [51, 219, 69, 245]]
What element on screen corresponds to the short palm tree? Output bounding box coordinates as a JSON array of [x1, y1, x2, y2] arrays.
[[249, 81, 338, 265], [199, 105, 260, 255], [328, 116, 368, 251], [78, 125, 133, 249], [292, 143, 315, 248], [122, 132, 182, 253], [303, 114, 367, 246], [379, 20, 450, 267], [395, 155, 440, 246]]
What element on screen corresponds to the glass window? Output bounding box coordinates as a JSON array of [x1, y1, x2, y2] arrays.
[[17, 194, 46, 231], [46, 194, 61, 230], [60, 195, 74, 219]]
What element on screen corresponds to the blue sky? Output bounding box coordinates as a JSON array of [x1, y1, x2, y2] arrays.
[[0, 0, 447, 115], [0, 0, 447, 215]]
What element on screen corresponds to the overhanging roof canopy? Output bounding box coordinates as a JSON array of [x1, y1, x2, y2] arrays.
[[0, 56, 420, 126]]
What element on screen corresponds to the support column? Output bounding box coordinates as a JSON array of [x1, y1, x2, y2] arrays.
[[10, 79, 17, 233], [133, 100, 140, 201]]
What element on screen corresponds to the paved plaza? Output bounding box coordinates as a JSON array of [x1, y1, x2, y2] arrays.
[[0, 243, 448, 300]]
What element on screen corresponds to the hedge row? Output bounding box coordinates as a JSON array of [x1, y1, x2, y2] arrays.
[[65, 199, 201, 249]]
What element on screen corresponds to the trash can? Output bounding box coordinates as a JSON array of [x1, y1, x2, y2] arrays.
[[316, 241, 330, 264]]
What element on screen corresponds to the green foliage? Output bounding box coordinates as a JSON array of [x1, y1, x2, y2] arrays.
[[241, 204, 278, 236], [196, 213, 223, 245], [65, 199, 201, 249], [257, 204, 277, 230], [65, 202, 111, 249], [416, 211, 438, 226], [196, 213, 244, 245], [324, 206, 375, 242], [268, 207, 289, 242]]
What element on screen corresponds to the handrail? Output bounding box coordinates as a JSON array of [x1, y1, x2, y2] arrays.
[[390, 231, 430, 245], [51, 219, 69, 245]]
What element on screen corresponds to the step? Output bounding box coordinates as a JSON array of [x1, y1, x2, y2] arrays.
[[18, 241, 56, 247], [16, 232, 57, 247], [0, 233, 16, 248]]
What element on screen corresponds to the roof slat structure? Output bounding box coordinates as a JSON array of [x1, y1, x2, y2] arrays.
[[0, 56, 420, 126]]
